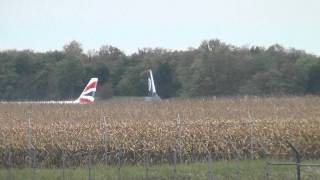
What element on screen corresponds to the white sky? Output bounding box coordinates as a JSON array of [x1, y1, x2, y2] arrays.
[[0, 0, 319, 55]]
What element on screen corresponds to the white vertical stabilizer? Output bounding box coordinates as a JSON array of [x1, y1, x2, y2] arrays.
[[149, 69, 157, 94], [145, 69, 161, 101]]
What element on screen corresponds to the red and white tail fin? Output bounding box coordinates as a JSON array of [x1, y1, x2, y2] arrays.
[[74, 78, 98, 104]]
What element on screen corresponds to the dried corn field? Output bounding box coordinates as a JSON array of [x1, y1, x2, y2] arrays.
[[1, 96, 320, 167]]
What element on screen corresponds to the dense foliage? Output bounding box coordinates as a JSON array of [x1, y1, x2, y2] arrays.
[[0, 40, 319, 100]]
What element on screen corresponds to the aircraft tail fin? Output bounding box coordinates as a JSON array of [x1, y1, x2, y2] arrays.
[[145, 69, 161, 101], [148, 69, 157, 96], [74, 78, 99, 104]]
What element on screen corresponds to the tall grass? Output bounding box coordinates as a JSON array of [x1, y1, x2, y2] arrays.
[[1, 96, 320, 167]]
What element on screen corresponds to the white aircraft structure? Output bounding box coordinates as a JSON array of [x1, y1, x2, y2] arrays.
[[67, 77, 98, 104], [145, 69, 161, 101], [2, 78, 98, 104]]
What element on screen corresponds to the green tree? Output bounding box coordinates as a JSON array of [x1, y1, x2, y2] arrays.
[[55, 59, 86, 99], [154, 63, 180, 98], [307, 63, 320, 94], [63, 41, 83, 56]]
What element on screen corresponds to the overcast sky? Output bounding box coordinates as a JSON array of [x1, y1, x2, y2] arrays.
[[0, 0, 319, 55]]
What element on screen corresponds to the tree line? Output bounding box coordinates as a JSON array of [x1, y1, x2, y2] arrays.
[[0, 39, 320, 100]]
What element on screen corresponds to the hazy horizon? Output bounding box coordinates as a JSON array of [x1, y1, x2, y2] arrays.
[[0, 39, 317, 57]]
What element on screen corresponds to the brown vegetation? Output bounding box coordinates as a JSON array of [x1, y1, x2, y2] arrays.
[[1, 96, 320, 167]]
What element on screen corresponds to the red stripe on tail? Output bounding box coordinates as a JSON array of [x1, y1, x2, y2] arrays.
[[79, 98, 94, 104], [84, 81, 97, 92]]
